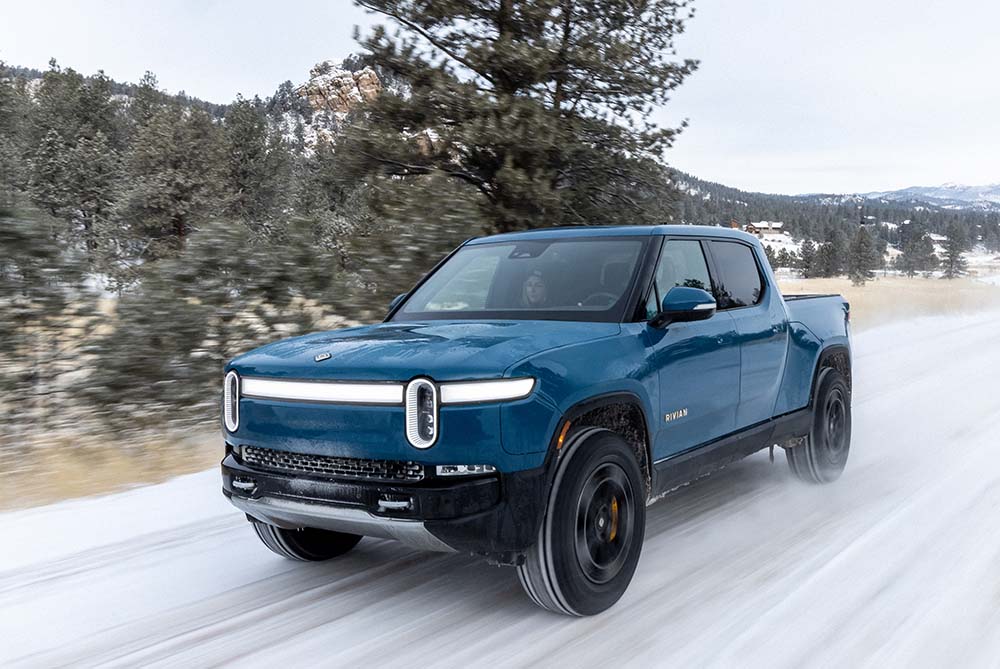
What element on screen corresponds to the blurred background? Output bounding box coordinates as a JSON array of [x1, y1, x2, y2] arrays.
[[2, 0, 1000, 509]]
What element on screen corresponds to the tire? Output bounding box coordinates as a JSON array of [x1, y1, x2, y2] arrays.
[[517, 428, 646, 616], [251, 521, 362, 561], [787, 367, 852, 484]]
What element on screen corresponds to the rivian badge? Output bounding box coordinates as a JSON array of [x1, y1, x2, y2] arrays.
[[314, 352, 332, 362], [665, 408, 688, 423]]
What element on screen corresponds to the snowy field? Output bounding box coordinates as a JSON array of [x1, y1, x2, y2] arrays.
[[3, 310, 1000, 667]]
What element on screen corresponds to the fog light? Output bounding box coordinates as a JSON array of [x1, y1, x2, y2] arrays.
[[436, 464, 497, 476]]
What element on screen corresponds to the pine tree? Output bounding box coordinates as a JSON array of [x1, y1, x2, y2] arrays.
[[0, 62, 28, 209], [763, 244, 776, 268], [67, 131, 119, 247], [941, 221, 968, 279], [897, 233, 936, 276], [338, 0, 698, 234], [224, 97, 291, 228], [127, 72, 167, 135], [984, 217, 1000, 252], [848, 226, 880, 286], [115, 102, 226, 263], [776, 247, 793, 268], [798, 239, 817, 277], [29, 61, 121, 149], [874, 236, 888, 275], [815, 227, 848, 277], [28, 129, 71, 217]]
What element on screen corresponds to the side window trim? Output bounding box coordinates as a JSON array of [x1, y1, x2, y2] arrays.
[[701, 238, 725, 307], [642, 236, 714, 321], [704, 239, 767, 311], [635, 236, 666, 322]]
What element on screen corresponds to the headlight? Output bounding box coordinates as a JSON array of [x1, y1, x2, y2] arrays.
[[223, 370, 240, 432], [439, 378, 535, 404]]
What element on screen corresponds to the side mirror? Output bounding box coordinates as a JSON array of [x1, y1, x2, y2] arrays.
[[649, 286, 716, 328], [388, 293, 407, 313]]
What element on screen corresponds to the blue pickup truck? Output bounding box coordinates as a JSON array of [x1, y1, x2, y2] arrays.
[[221, 225, 851, 615]]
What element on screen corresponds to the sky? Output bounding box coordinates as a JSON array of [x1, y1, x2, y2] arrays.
[[1, 0, 997, 195]]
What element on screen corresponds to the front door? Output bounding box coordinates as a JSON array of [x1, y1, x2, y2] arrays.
[[642, 239, 741, 461]]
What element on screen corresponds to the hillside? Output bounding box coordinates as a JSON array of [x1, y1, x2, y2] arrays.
[[865, 183, 1000, 210], [8, 59, 997, 247], [673, 171, 1000, 243]]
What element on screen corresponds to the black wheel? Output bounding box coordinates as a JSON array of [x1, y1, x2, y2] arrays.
[[787, 368, 852, 484], [251, 521, 362, 561], [517, 428, 646, 616]]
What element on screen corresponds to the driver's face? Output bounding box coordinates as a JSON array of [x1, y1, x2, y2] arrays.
[[525, 276, 546, 305]]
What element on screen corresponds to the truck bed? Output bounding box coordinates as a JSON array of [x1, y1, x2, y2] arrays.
[[784, 293, 850, 338]]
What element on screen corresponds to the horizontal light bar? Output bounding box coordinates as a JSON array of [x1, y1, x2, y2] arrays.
[[241, 377, 403, 404], [436, 464, 497, 476], [439, 378, 536, 405], [239, 376, 535, 406]]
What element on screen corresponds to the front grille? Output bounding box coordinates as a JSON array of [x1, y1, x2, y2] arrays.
[[242, 445, 425, 482]]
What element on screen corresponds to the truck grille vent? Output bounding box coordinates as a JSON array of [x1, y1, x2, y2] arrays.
[[242, 445, 425, 482]]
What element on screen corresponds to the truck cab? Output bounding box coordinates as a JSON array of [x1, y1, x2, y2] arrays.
[[222, 225, 852, 615]]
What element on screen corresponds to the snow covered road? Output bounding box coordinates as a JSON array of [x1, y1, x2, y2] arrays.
[[3, 311, 1000, 668]]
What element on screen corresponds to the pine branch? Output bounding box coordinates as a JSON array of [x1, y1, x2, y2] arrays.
[[357, 1, 495, 87]]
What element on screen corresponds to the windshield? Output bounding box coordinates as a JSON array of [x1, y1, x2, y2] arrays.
[[392, 236, 648, 322]]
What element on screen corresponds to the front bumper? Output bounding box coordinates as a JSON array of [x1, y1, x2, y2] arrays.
[[222, 450, 549, 561]]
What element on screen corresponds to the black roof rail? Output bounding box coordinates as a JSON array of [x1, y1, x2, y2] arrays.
[[501, 224, 641, 234]]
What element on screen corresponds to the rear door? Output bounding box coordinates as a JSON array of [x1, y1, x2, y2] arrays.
[[705, 240, 789, 428], [643, 238, 741, 460]]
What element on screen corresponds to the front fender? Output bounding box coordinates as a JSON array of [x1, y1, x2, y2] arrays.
[[500, 331, 656, 454]]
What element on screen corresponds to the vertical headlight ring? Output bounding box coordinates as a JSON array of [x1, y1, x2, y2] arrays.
[[224, 370, 240, 432], [405, 378, 438, 449]]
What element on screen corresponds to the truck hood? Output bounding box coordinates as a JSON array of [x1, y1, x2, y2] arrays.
[[228, 320, 621, 381]]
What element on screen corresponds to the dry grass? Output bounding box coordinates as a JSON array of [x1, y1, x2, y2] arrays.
[[0, 429, 221, 511], [777, 275, 1000, 330]]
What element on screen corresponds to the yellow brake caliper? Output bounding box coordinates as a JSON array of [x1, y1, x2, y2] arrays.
[[609, 496, 620, 542]]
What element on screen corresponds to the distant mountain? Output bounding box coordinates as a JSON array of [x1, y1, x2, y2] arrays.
[[673, 171, 998, 242], [863, 183, 1000, 211]]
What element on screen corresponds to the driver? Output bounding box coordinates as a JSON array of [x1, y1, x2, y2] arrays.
[[521, 270, 547, 307]]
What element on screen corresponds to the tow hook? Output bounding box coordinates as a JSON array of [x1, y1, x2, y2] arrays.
[[378, 495, 413, 512], [232, 477, 257, 495]]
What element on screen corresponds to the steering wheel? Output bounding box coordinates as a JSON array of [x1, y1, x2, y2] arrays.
[[580, 292, 618, 308]]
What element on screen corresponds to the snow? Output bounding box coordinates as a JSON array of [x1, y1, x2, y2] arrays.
[[758, 233, 802, 266], [4, 310, 1000, 665]]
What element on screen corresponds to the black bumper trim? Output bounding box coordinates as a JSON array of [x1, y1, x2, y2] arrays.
[[222, 454, 548, 558]]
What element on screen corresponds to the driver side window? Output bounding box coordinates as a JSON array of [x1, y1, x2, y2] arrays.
[[645, 240, 713, 319]]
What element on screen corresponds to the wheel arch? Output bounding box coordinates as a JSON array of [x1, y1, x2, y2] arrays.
[[555, 392, 653, 498], [811, 344, 852, 405]]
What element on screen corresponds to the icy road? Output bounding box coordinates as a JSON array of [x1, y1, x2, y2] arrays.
[[3, 311, 1000, 668]]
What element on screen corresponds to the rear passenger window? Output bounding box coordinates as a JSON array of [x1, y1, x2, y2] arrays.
[[709, 241, 764, 309], [645, 240, 713, 319]]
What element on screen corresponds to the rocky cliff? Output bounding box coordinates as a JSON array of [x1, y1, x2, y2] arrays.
[[295, 61, 382, 117]]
